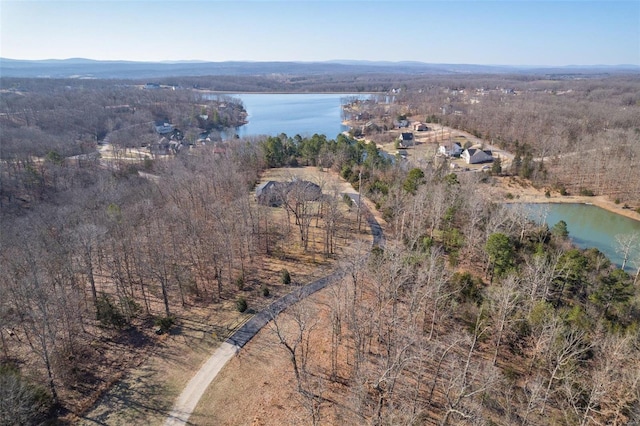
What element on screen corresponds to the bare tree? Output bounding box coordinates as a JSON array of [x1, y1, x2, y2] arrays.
[[615, 232, 639, 271], [486, 274, 521, 366], [440, 311, 497, 425], [270, 299, 319, 395], [540, 327, 591, 415]]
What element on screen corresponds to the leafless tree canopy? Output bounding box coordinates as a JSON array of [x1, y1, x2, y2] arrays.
[[1, 74, 639, 424]]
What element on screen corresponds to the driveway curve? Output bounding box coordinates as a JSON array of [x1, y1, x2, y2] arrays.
[[165, 193, 383, 426]]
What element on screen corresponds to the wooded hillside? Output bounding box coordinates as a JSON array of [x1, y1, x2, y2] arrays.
[[1, 76, 639, 425]]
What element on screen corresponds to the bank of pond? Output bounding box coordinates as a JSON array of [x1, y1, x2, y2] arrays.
[[513, 202, 640, 272]]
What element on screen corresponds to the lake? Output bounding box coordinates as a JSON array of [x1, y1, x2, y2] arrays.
[[518, 203, 640, 270], [209, 93, 368, 139]]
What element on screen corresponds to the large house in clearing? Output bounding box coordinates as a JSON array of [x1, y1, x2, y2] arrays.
[[255, 180, 322, 207], [255, 181, 287, 206], [462, 148, 494, 164]]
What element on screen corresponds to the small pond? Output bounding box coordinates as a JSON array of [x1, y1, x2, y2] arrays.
[[516, 203, 640, 271]]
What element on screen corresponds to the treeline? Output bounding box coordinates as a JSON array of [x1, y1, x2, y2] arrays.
[[273, 162, 640, 425], [159, 73, 422, 94]]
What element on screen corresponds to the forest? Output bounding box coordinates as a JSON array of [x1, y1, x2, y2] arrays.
[[0, 74, 639, 425]]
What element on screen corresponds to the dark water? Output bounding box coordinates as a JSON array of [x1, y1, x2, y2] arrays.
[[517, 203, 640, 270]]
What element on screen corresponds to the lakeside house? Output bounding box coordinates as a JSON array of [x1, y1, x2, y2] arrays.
[[462, 148, 494, 164]]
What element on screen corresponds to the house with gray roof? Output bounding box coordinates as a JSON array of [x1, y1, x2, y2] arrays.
[[462, 148, 494, 164]]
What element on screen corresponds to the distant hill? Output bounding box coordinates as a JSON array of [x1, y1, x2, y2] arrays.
[[1, 58, 638, 79]]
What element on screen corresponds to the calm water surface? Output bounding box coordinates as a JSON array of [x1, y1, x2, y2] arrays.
[[214, 93, 362, 139], [518, 203, 640, 270]]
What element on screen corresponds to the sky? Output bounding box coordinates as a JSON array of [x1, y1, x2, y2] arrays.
[[1, 0, 639, 66]]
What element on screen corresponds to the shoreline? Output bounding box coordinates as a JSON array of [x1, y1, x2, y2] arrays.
[[494, 178, 640, 223], [196, 90, 385, 96]]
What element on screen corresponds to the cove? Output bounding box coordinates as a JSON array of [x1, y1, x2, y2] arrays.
[[516, 203, 640, 271]]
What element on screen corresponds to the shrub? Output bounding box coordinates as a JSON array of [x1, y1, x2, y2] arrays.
[[545, 190, 551, 198], [143, 157, 154, 171], [579, 188, 595, 196], [448, 250, 459, 267], [343, 193, 353, 206], [120, 296, 141, 319], [0, 365, 52, 425], [261, 284, 270, 297], [615, 198, 621, 204], [505, 192, 514, 200], [451, 272, 484, 305], [235, 275, 245, 290], [96, 293, 127, 329], [340, 165, 353, 181], [154, 315, 176, 333], [280, 269, 291, 285], [236, 297, 248, 312], [370, 245, 384, 258]]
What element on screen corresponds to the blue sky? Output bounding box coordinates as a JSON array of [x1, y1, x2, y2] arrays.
[[1, 1, 638, 66]]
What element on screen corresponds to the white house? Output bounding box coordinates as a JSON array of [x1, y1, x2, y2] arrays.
[[438, 142, 463, 157], [462, 148, 493, 164]]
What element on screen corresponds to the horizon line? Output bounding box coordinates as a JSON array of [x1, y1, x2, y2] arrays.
[[1, 57, 639, 69]]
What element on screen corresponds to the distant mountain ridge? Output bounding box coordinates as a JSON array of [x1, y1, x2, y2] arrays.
[[1, 58, 638, 79]]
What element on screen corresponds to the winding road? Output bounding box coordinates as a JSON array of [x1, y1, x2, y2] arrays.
[[164, 192, 384, 426]]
